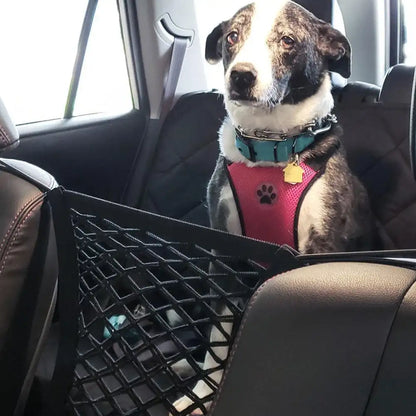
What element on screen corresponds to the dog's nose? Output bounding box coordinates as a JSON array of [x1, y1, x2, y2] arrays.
[[230, 64, 257, 92]]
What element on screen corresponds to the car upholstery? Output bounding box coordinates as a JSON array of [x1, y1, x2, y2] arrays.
[[209, 262, 416, 415], [0, 98, 58, 415]]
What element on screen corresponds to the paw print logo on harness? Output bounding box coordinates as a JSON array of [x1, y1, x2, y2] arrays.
[[256, 184, 277, 205]]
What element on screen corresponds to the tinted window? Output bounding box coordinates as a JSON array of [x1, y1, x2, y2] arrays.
[[0, 0, 132, 125]]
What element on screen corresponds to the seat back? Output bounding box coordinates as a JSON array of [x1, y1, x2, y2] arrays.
[[140, 65, 415, 250], [295, 0, 333, 22], [209, 262, 416, 415], [336, 64, 415, 249], [0, 99, 58, 415], [140, 91, 226, 226]]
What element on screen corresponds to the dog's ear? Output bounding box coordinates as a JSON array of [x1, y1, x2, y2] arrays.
[[205, 22, 226, 64], [318, 23, 351, 78]]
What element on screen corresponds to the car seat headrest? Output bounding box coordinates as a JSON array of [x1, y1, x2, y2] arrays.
[[295, 0, 347, 88], [294, 0, 333, 22], [0, 96, 19, 152], [379, 64, 415, 105]]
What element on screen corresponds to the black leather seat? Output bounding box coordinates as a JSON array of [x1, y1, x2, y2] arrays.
[[210, 262, 416, 415], [0, 98, 58, 415]]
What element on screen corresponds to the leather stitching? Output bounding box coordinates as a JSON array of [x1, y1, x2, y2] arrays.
[[207, 277, 276, 416], [0, 193, 42, 257], [0, 198, 43, 278]]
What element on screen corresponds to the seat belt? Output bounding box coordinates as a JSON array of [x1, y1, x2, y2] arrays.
[[122, 34, 188, 207], [159, 36, 188, 120]]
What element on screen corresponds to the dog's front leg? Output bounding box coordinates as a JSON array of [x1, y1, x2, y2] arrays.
[[171, 305, 232, 415], [172, 157, 241, 415]]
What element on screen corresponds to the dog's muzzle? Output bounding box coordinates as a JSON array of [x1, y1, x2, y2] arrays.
[[229, 64, 257, 100]]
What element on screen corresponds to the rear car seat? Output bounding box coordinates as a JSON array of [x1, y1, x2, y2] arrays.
[[336, 64, 415, 249], [0, 98, 58, 415], [140, 91, 226, 227], [140, 64, 415, 250]]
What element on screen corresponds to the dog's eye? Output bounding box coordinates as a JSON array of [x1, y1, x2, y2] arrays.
[[281, 36, 295, 48], [226, 31, 239, 46]]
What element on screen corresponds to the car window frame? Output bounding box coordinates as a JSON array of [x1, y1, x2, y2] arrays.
[[15, 0, 149, 135]]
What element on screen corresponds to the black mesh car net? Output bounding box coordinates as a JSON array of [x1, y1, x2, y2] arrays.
[[48, 188, 301, 416], [45, 187, 416, 416]]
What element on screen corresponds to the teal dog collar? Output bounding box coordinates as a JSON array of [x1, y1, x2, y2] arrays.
[[235, 132, 314, 163], [235, 114, 337, 163]]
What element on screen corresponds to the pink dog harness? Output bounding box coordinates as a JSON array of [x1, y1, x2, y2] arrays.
[[227, 162, 319, 249]]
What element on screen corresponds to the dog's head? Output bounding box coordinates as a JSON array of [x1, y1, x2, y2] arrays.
[[206, 1, 350, 109]]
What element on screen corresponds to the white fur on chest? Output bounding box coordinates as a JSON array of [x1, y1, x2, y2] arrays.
[[297, 174, 327, 253], [219, 184, 242, 235]]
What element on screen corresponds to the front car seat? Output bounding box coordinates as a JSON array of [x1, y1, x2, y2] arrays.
[[210, 262, 416, 415], [0, 98, 58, 415]]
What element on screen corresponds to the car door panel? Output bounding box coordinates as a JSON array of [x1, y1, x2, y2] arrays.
[[3, 110, 147, 203]]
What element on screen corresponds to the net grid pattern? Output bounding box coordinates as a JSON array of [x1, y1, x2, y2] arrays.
[[68, 208, 269, 416]]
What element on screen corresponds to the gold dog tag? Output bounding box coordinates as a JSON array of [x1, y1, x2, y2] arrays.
[[284, 160, 304, 184]]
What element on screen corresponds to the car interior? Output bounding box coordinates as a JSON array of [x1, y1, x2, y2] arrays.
[[1, 0, 416, 414]]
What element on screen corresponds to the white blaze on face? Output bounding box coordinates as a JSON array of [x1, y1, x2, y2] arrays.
[[225, 0, 289, 99]]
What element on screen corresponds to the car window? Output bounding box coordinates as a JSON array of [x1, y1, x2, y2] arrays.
[[195, 0, 249, 91], [73, 0, 132, 117], [0, 0, 132, 126]]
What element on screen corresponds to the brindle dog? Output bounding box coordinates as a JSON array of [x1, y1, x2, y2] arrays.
[[173, 2, 375, 414]]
